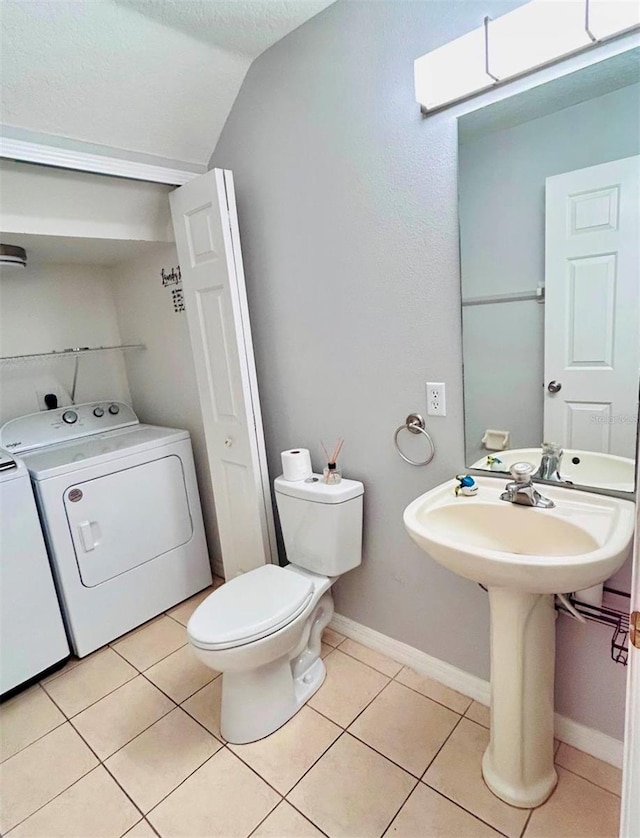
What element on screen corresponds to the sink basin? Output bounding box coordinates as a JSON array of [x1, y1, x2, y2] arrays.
[[403, 475, 635, 809], [404, 476, 634, 594], [471, 448, 634, 492]]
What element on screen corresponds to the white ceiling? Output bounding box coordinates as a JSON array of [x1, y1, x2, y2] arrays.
[[0, 0, 334, 167]]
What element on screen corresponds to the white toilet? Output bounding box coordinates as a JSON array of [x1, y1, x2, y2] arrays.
[[187, 474, 364, 744]]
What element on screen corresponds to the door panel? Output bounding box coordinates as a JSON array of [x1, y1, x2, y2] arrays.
[[170, 169, 276, 578], [544, 156, 639, 457], [65, 456, 192, 587]]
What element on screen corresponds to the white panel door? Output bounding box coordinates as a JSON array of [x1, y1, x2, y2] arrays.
[[170, 169, 276, 578], [621, 444, 639, 837], [544, 156, 639, 457]]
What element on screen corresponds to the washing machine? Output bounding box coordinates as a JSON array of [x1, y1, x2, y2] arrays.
[[0, 450, 70, 694], [0, 402, 213, 657]]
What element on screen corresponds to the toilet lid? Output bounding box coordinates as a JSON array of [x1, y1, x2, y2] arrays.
[[187, 564, 315, 650]]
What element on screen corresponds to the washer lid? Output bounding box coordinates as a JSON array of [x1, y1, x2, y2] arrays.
[[188, 565, 314, 649]]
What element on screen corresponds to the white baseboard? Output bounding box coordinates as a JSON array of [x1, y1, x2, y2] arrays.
[[330, 612, 624, 769]]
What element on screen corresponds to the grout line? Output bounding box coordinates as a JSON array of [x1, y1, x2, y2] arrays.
[[0, 715, 67, 765], [281, 799, 332, 838], [3, 761, 143, 835], [520, 808, 535, 838], [392, 672, 474, 716], [425, 783, 511, 837], [41, 667, 139, 722], [419, 712, 466, 781], [334, 642, 404, 679], [380, 776, 421, 837], [552, 762, 621, 798], [108, 634, 189, 676], [284, 729, 348, 800], [143, 751, 230, 824]]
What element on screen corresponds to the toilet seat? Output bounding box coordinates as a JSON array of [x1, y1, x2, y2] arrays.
[[188, 564, 314, 651]]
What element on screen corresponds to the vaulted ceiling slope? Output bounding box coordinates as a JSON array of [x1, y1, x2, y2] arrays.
[[0, 0, 334, 167]]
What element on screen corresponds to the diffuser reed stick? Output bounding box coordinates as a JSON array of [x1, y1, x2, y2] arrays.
[[322, 438, 344, 484]]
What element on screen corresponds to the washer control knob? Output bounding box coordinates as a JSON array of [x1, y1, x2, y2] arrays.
[[108, 404, 120, 415], [93, 407, 105, 418], [62, 410, 78, 425]]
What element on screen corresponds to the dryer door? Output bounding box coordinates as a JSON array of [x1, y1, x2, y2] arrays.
[[64, 455, 193, 587]]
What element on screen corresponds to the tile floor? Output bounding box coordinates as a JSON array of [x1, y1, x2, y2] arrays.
[[0, 581, 622, 838]]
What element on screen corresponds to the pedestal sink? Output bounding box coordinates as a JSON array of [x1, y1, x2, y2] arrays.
[[403, 476, 635, 808]]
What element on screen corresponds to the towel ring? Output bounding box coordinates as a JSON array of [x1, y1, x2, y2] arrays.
[[394, 413, 435, 466]]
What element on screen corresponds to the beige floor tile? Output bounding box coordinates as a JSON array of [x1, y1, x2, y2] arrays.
[[0, 684, 65, 762], [288, 733, 416, 838], [423, 718, 530, 838], [40, 656, 83, 684], [122, 820, 157, 837], [387, 782, 502, 837], [555, 744, 622, 796], [166, 583, 221, 627], [181, 676, 223, 740], [230, 705, 340, 794], [322, 627, 345, 647], [147, 748, 279, 838], [7, 766, 140, 838], [465, 700, 491, 727], [0, 723, 98, 833], [71, 676, 174, 759], [42, 647, 137, 717], [252, 801, 324, 837], [320, 641, 332, 658], [112, 616, 187, 671], [349, 681, 460, 777], [339, 638, 403, 677], [396, 667, 473, 714], [106, 707, 221, 813], [525, 766, 620, 838], [308, 649, 388, 727], [145, 645, 217, 703]]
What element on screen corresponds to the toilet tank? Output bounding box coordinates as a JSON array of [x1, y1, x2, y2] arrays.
[[274, 475, 364, 576]]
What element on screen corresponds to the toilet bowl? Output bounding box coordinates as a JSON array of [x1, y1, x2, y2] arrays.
[[187, 474, 364, 744]]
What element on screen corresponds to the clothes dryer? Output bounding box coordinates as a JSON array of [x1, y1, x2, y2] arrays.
[[1, 403, 212, 657]]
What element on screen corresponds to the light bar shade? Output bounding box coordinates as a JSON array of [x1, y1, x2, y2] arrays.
[[488, 0, 592, 80], [414, 26, 493, 111], [414, 0, 640, 112], [588, 0, 640, 39]]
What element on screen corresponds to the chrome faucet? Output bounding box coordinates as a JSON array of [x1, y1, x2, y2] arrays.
[[534, 441, 563, 482], [500, 462, 555, 508]]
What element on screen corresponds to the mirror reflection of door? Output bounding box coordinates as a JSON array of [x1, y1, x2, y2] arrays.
[[544, 156, 639, 459], [457, 46, 640, 493]]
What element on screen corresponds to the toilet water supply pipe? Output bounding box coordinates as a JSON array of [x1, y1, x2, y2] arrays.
[[291, 593, 334, 681]]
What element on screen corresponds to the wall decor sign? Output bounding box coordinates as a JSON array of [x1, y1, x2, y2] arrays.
[[160, 266, 185, 313]]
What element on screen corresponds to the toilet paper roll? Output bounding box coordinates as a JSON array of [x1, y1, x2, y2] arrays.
[[281, 448, 312, 481]]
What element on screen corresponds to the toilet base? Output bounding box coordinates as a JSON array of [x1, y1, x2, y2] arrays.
[[220, 655, 326, 744]]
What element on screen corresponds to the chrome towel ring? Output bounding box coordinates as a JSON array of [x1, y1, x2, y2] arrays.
[[394, 413, 435, 466]]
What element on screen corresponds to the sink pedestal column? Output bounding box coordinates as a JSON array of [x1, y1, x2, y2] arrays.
[[482, 589, 558, 808]]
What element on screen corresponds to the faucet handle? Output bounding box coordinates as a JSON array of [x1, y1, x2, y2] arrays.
[[509, 462, 536, 483]]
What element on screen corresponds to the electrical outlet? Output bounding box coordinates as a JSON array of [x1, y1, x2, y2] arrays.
[[426, 382, 446, 417]]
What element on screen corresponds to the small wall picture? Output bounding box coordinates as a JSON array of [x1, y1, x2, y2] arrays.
[[161, 266, 185, 313]]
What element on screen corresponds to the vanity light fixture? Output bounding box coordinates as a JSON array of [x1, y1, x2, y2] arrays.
[[415, 0, 640, 113]]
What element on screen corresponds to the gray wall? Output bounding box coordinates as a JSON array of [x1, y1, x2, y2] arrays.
[[459, 83, 640, 462], [211, 0, 628, 739]]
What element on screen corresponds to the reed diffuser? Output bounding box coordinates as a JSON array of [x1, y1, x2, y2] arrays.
[[321, 438, 344, 484]]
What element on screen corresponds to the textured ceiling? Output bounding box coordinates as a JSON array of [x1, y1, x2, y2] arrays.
[[0, 0, 334, 166]]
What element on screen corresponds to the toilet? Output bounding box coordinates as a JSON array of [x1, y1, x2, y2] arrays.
[[187, 474, 364, 744]]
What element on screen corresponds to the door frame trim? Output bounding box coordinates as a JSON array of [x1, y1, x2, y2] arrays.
[[0, 135, 199, 185]]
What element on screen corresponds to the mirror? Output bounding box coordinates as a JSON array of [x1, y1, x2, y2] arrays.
[[458, 48, 640, 495]]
